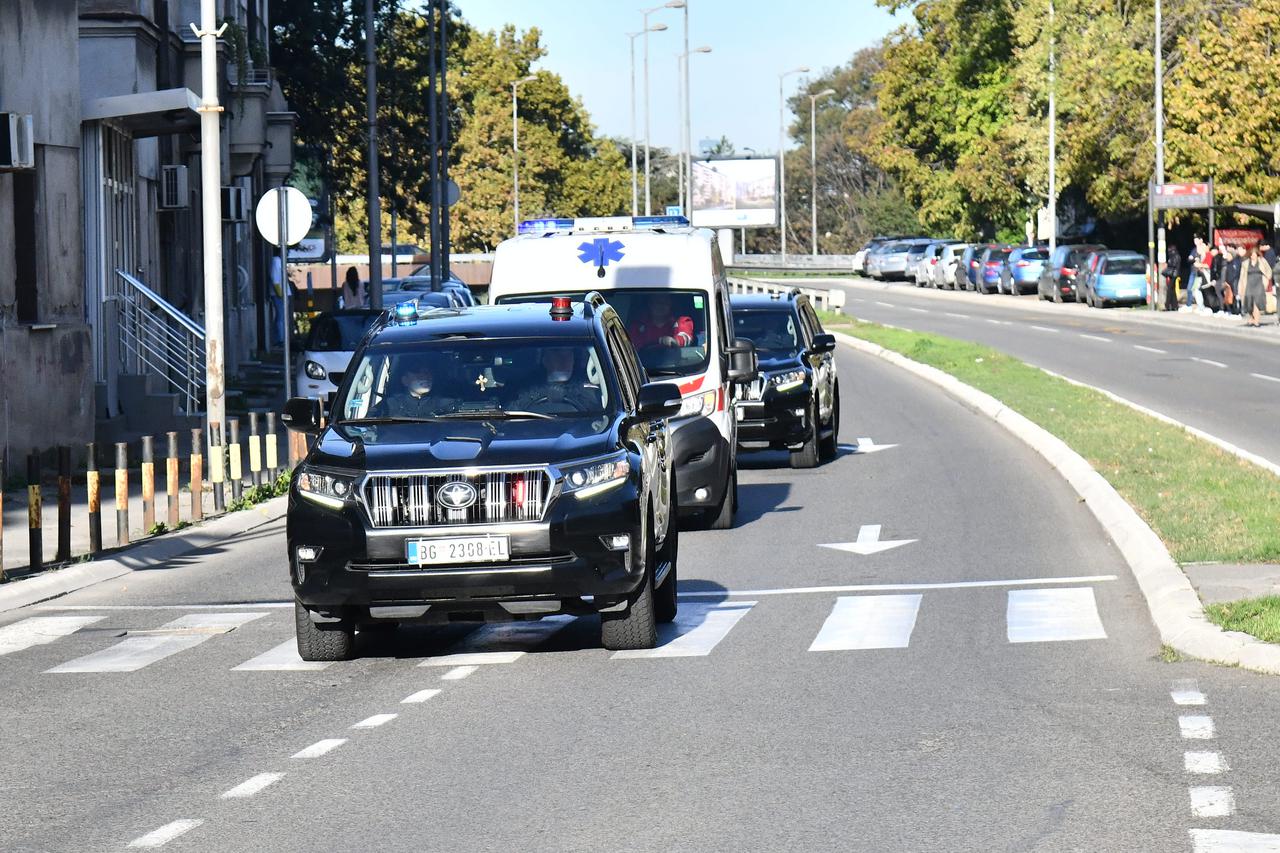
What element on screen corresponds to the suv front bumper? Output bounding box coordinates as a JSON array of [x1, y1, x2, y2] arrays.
[[669, 413, 731, 517], [735, 383, 811, 447]]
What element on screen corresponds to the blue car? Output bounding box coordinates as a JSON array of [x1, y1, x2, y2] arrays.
[[1001, 247, 1049, 295], [961, 243, 998, 290], [1081, 251, 1149, 308], [976, 246, 1011, 294]]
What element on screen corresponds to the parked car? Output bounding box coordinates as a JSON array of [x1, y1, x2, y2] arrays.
[[904, 243, 931, 285], [1079, 251, 1150, 308], [1000, 247, 1050, 295], [294, 309, 382, 402], [976, 246, 1011, 294], [873, 241, 913, 280], [914, 242, 945, 287], [854, 237, 898, 276], [1037, 244, 1107, 303], [383, 274, 476, 306], [933, 243, 970, 289], [381, 289, 466, 311], [960, 244, 998, 291]]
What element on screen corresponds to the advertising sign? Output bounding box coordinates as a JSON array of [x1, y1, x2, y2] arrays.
[[1214, 228, 1264, 250], [691, 157, 778, 228], [1152, 181, 1213, 210]]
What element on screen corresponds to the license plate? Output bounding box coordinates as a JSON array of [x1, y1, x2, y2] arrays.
[[406, 535, 510, 566]]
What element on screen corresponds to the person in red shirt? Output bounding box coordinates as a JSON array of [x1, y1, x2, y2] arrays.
[[627, 294, 695, 349]]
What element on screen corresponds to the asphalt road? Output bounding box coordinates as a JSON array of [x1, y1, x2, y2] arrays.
[[3, 346, 1279, 852], [826, 277, 1280, 468]]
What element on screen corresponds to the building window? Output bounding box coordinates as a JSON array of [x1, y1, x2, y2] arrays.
[[13, 169, 37, 324]]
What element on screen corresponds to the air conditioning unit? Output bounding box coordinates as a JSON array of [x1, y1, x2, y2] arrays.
[[0, 113, 35, 171], [159, 165, 189, 209], [221, 186, 249, 222]]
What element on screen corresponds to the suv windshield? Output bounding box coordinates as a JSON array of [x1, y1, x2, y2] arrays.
[[335, 339, 613, 421], [733, 309, 798, 354], [497, 289, 711, 378], [306, 313, 379, 352]]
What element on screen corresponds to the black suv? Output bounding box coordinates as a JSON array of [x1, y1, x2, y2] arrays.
[[729, 292, 839, 468], [281, 295, 682, 659]]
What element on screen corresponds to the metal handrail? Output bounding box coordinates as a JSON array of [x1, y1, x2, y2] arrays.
[[116, 270, 205, 337], [115, 270, 207, 414]]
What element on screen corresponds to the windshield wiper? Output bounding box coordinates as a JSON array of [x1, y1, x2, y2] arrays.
[[436, 409, 554, 421], [337, 416, 448, 425]]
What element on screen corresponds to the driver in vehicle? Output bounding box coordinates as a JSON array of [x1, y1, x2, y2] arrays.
[[511, 347, 600, 413], [627, 293, 695, 349], [378, 356, 459, 417]]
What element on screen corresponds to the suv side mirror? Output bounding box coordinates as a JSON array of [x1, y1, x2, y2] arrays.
[[725, 339, 758, 384], [636, 382, 683, 420], [281, 397, 323, 434], [809, 333, 836, 354]]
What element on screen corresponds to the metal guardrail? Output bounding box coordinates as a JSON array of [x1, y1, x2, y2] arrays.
[[728, 253, 858, 272], [115, 270, 206, 414], [727, 275, 846, 312]]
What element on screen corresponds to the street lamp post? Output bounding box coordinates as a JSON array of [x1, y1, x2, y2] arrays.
[[741, 147, 757, 255], [642, 1, 683, 216], [678, 45, 712, 216], [628, 25, 666, 217], [511, 74, 536, 233], [1047, 0, 1056, 256], [778, 65, 809, 261], [809, 88, 835, 258]]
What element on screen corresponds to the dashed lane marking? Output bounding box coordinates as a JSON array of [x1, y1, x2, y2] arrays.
[[292, 738, 346, 759], [401, 688, 442, 704], [986, 318, 1013, 326], [612, 601, 756, 659], [1185, 752, 1228, 775], [1192, 357, 1228, 369], [907, 307, 929, 314], [1029, 325, 1060, 333], [874, 301, 895, 308], [1189, 786, 1236, 818], [1172, 680, 1206, 706], [1134, 344, 1168, 354], [944, 312, 970, 319], [1190, 828, 1280, 851], [1079, 334, 1112, 343], [0, 616, 104, 656], [1180, 715, 1216, 740], [1005, 588, 1107, 643], [417, 616, 574, 668], [351, 713, 397, 729], [1251, 372, 1280, 384], [220, 772, 284, 799], [677, 575, 1118, 599], [127, 819, 204, 848], [809, 594, 921, 651], [440, 665, 478, 681]]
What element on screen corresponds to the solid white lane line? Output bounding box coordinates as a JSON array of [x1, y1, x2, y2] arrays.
[[1180, 715, 1216, 740], [440, 665, 478, 681], [1030, 325, 1060, 333], [612, 601, 755, 659], [1185, 752, 1228, 775], [1190, 828, 1280, 852], [1134, 344, 1168, 354], [38, 603, 293, 611], [0, 616, 104, 656], [986, 318, 1012, 326], [874, 301, 894, 308], [292, 738, 347, 759], [809, 595, 922, 652], [677, 574, 1120, 599], [417, 615, 574, 667], [1190, 786, 1236, 818], [1251, 372, 1280, 384], [1079, 334, 1112, 343], [418, 651, 524, 667], [1172, 679, 1206, 706], [1191, 357, 1228, 369], [352, 713, 397, 729], [944, 312, 970, 319], [46, 612, 266, 673], [232, 640, 332, 672], [1006, 588, 1107, 643], [220, 772, 285, 799], [127, 819, 204, 848], [401, 688, 442, 704]]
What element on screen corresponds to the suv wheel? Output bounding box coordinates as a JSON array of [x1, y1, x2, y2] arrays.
[[708, 469, 736, 530], [295, 600, 355, 662], [654, 525, 679, 624], [601, 519, 659, 650], [790, 401, 821, 469], [819, 389, 840, 462]]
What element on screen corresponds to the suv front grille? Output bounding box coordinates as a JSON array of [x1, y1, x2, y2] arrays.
[[362, 469, 551, 528]]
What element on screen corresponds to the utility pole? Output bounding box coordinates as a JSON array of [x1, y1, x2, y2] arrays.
[[1048, 0, 1056, 256], [365, 0, 382, 309], [681, 0, 690, 212], [1154, 0, 1166, 307], [512, 75, 536, 233], [194, 0, 226, 438], [810, 88, 835, 258], [778, 65, 809, 261]]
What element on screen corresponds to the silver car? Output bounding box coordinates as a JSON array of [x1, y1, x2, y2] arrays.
[[876, 241, 919, 280], [931, 243, 970, 289]]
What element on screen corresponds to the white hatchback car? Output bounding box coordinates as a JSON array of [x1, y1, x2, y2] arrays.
[[295, 309, 382, 401]]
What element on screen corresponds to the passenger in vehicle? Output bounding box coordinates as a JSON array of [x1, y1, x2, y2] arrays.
[[378, 356, 459, 417], [512, 347, 601, 413], [627, 294, 695, 349]]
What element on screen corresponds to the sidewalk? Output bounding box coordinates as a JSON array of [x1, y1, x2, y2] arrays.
[[1185, 563, 1280, 605]]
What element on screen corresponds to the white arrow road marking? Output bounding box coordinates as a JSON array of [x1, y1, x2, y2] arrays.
[[0, 616, 104, 656], [1190, 829, 1280, 852], [820, 524, 916, 556], [853, 436, 898, 454], [809, 595, 922, 651], [612, 601, 755, 659]]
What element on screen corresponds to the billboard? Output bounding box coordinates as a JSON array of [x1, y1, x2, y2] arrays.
[[691, 157, 778, 228]]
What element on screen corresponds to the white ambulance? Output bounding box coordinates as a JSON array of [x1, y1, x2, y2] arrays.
[[489, 216, 757, 529]]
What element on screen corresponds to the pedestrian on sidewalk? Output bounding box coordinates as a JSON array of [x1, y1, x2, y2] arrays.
[[269, 254, 285, 346], [1187, 237, 1212, 313], [341, 266, 364, 308], [1163, 241, 1182, 311], [1224, 245, 1243, 315], [1208, 243, 1226, 312], [1238, 243, 1273, 327]]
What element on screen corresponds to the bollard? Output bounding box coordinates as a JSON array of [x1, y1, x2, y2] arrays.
[[248, 412, 263, 487], [141, 436, 156, 533], [189, 427, 204, 522], [56, 447, 71, 562], [228, 417, 244, 501], [209, 423, 225, 512], [265, 411, 279, 481], [115, 442, 130, 546], [86, 444, 102, 554], [166, 432, 180, 529], [28, 451, 42, 572]]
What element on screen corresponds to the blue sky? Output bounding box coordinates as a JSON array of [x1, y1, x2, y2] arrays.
[[455, 1, 903, 154]]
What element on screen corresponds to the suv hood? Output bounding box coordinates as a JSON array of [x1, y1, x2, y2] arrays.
[[756, 352, 803, 374], [311, 418, 618, 471]]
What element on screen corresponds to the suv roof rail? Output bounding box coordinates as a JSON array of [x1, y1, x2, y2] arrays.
[[581, 290, 609, 318]]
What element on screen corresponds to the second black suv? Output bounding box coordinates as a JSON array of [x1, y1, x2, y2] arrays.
[[282, 295, 682, 659], [729, 292, 839, 468]]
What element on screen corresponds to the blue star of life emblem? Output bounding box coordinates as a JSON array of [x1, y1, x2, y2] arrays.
[[577, 237, 625, 269]]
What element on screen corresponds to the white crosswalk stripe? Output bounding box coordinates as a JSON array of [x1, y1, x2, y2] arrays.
[[809, 594, 922, 651], [1190, 829, 1280, 852], [0, 616, 105, 657], [46, 612, 266, 673], [1006, 588, 1106, 643], [232, 639, 332, 671], [613, 601, 756, 659]]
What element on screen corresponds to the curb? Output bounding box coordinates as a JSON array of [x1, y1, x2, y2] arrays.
[[833, 330, 1280, 676], [0, 496, 288, 614]]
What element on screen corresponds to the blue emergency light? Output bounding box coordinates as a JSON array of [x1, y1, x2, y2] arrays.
[[393, 300, 419, 324], [517, 218, 575, 236], [517, 215, 691, 236], [632, 215, 690, 228]]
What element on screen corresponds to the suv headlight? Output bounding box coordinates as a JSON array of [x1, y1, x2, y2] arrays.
[[561, 452, 631, 499], [767, 369, 806, 393], [304, 360, 327, 380], [297, 468, 357, 509], [678, 390, 717, 419]]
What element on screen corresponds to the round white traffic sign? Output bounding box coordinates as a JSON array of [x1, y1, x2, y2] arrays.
[[255, 186, 312, 247]]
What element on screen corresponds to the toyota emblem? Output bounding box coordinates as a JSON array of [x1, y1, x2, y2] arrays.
[[438, 481, 478, 510]]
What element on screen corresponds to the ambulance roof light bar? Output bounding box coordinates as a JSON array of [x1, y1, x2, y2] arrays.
[[517, 215, 691, 236]]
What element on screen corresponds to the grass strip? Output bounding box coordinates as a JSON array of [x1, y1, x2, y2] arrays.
[[835, 317, 1280, 566], [1205, 597, 1280, 645]]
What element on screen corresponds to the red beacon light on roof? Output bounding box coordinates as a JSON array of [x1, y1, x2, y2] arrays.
[[550, 296, 573, 321]]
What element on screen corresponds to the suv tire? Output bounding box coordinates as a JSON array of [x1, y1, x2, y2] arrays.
[[818, 389, 840, 462], [708, 469, 736, 530], [601, 520, 659, 650], [295, 600, 355, 662], [654, 526, 679, 624], [790, 402, 820, 469]]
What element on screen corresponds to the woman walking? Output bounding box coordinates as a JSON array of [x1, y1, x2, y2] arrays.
[[1237, 244, 1273, 327]]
